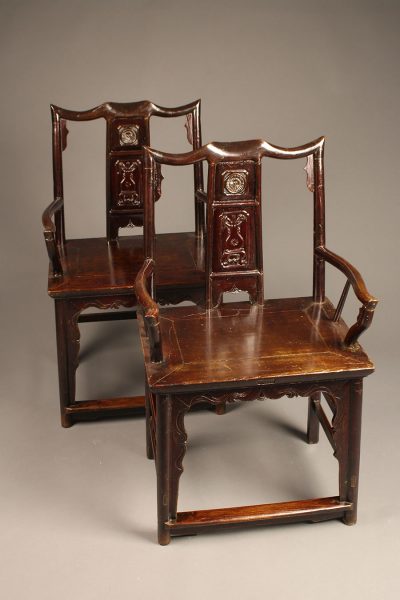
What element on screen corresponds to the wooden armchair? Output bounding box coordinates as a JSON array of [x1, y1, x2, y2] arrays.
[[43, 100, 206, 427], [136, 138, 378, 544]]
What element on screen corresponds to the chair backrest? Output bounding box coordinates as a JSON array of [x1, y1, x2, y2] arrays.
[[51, 100, 203, 242], [143, 136, 325, 309]]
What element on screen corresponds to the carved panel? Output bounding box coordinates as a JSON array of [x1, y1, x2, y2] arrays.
[[109, 117, 148, 150], [118, 124, 139, 146], [220, 210, 248, 268], [210, 275, 260, 307], [174, 380, 348, 462], [223, 170, 248, 195], [116, 159, 141, 207], [111, 158, 142, 210], [215, 160, 256, 201], [213, 208, 255, 271], [108, 213, 144, 240]]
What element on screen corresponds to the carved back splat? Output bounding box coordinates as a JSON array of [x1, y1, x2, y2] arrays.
[[143, 137, 325, 309], [51, 100, 203, 242]]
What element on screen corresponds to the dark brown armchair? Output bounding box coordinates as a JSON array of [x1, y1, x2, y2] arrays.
[[136, 137, 378, 544], [43, 100, 206, 427]]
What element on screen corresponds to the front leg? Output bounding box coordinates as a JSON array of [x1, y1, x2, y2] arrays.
[[145, 381, 154, 460], [54, 299, 81, 428], [156, 395, 190, 545], [307, 392, 320, 444], [332, 379, 363, 525]]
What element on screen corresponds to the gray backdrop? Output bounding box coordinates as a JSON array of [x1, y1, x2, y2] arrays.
[[1, 1, 399, 598]]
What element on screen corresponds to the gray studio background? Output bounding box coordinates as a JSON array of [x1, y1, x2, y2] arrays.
[[1, 1, 399, 599]]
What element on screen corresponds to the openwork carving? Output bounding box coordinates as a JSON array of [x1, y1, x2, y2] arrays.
[[304, 155, 314, 192], [117, 124, 139, 146], [178, 383, 342, 408], [67, 296, 137, 379], [115, 160, 141, 207], [226, 284, 243, 294], [185, 113, 193, 145], [220, 210, 249, 268], [168, 381, 347, 492], [167, 382, 345, 494], [223, 170, 248, 195]]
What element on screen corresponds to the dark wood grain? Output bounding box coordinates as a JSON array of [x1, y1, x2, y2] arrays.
[[136, 137, 378, 544], [138, 298, 373, 393], [168, 497, 352, 536], [43, 100, 206, 426]]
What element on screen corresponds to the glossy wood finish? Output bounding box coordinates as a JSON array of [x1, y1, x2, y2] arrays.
[[43, 101, 205, 427], [168, 497, 353, 535], [136, 137, 378, 544], [139, 298, 374, 392], [48, 232, 204, 299]]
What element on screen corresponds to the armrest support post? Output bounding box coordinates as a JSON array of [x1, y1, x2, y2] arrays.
[[333, 279, 351, 322], [135, 259, 163, 363], [315, 246, 378, 348]]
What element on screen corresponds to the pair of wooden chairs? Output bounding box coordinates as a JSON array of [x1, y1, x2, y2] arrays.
[[43, 100, 377, 545]]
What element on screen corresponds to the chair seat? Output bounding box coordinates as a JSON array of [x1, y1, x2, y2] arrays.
[[139, 297, 374, 392], [48, 232, 204, 298]]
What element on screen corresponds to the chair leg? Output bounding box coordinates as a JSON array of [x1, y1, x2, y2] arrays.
[[307, 392, 320, 444], [339, 379, 363, 525], [156, 394, 172, 545], [145, 382, 154, 460], [54, 300, 80, 428], [209, 401, 226, 415], [156, 394, 188, 545]]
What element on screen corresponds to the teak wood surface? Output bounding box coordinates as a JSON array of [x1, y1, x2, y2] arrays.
[[135, 137, 378, 544], [43, 100, 205, 427]]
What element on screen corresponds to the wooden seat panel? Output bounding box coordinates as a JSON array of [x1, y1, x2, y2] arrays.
[[140, 297, 374, 391], [48, 232, 204, 298]]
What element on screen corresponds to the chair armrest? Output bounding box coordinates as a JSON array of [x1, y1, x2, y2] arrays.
[[42, 196, 64, 277], [135, 259, 163, 362], [316, 246, 378, 348]]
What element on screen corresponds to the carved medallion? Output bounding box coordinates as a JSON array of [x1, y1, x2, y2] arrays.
[[219, 210, 249, 268], [115, 159, 141, 206], [117, 124, 139, 146], [223, 170, 247, 195]]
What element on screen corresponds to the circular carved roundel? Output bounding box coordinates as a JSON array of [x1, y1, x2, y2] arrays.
[[118, 124, 139, 146], [224, 171, 247, 194]]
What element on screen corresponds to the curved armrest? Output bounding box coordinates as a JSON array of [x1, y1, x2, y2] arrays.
[[42, 196, 64, 277], [316, 246, 378, 347], [42, 196, 64, 233], [135, 259, 163, 362]]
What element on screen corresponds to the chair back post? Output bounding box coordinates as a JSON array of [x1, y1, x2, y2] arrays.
[[312, 140, 326, 302], [51, 106, 66, 245], [191, 101, 205, 239], [143, 148, 156, 296]]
